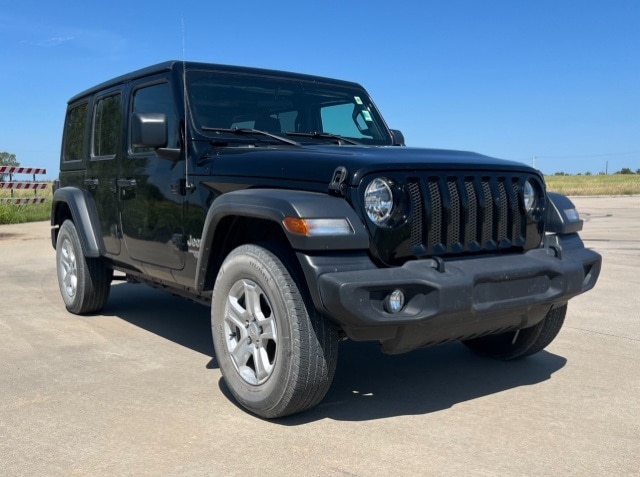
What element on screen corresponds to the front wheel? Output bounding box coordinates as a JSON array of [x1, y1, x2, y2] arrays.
[[211, 244, 339, 418], [462, 305, 567, 360]]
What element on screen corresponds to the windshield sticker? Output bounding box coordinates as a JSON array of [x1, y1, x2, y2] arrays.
[[362, 110, 373, 122], [354, 96, 363, 105]]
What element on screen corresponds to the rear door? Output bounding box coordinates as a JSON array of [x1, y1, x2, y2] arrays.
[[85, 88, 123, 256], [119, 77, 186, 271]]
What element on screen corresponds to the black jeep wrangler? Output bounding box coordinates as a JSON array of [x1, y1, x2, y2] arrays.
[[52, 61, 601, 418]]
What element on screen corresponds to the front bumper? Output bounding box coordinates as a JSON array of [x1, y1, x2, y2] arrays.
[[298, 233, 601, 354]]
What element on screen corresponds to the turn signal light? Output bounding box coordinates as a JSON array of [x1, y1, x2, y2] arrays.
[[283, 218, 353, 236]]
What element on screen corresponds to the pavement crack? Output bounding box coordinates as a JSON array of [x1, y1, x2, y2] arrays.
[[566, 326, 640, 342]]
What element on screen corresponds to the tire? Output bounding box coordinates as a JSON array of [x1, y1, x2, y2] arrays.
[[461, 305, 567, 360], [56, 220, 112, 314], [211, 244, 339, 418]]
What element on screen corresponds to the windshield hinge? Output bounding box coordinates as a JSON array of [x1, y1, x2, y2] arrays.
[[328, 166, 349, 197], [172, 179, 196, 196]]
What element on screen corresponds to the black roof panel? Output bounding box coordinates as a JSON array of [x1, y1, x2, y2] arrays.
[[69, 61, 362, 104]]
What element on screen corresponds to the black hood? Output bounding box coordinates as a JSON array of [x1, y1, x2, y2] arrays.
[[204, 144, 540, 186]]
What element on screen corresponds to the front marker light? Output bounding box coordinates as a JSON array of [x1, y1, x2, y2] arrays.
[[283, 217, 353, 236], [564, 208, 580, 222]]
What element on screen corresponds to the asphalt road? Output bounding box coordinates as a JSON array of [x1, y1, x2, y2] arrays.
[[1, 197, 638, 476]]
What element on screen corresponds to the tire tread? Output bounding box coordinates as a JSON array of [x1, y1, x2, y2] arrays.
[[56, 220, 111, 315], [462, 305, 567, 360]]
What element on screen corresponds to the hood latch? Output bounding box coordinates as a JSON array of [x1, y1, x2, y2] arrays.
[[328, 166, 349, 197]]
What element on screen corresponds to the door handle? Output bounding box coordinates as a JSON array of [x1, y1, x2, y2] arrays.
[[117, 178, 137, 190]]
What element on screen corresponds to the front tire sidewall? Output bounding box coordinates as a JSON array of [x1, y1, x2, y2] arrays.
[[211, 246, 300, 416]]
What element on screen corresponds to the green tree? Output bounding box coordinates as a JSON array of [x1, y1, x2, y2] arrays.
[[616, 167, 633, 175], [0, 152, 20, 181]]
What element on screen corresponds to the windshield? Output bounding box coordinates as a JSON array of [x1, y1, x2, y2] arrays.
[[186, 69, 392, 146]]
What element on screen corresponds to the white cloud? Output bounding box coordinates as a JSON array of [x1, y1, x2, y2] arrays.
[[31, 36, 75, 47]]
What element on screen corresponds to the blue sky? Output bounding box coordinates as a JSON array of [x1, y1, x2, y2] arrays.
[[1, 0, 638, 178]]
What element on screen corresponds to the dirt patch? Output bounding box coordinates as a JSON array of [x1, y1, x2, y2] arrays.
[[0, 232, 22, 241]]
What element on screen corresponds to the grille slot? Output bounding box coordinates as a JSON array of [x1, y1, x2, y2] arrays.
[[448, 179, 462, 249], [497, 179, 509, 243], [407, 182, 423, 246], [408, 174, 527, 255], [427, 179, 443, 251]]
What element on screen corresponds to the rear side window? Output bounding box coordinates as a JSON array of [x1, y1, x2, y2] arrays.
[[93, 94, 122, 158], [63, 103, 88, 161]]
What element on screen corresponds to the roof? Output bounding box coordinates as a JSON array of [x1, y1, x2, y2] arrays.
[[68, 61, 363, 104]]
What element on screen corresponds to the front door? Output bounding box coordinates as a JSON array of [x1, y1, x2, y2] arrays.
[[119, 79, 186, 271]]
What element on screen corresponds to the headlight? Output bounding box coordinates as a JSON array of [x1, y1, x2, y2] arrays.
[[523, 179, 538, 214], [364, 178, 394, 225]]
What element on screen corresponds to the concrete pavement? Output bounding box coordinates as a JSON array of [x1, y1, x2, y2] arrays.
[[0, 196, 638, 476]]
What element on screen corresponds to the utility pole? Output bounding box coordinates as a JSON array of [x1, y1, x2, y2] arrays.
[[532, 156, 536, 169]]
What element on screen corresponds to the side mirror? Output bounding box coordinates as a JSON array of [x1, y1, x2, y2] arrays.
[[389, 129, 405, 146], [131, 113, 181, 161], [131, 112, 168, 148]]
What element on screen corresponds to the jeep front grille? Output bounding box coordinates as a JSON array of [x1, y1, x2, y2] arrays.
[[406, 174, 528, 256]]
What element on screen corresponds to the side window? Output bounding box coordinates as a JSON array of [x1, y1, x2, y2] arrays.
[[63, 103, 88, 161], [320, 103, 372, 139], [131, 82, 176, 154], [93, 94, 122, 158]]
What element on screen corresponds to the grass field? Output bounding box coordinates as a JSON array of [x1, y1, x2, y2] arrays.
[[544, 174, 640, 196], [0, 182, 52, 224]]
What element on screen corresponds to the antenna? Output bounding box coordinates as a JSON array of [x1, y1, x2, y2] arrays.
[[181, 17, 193, 192]]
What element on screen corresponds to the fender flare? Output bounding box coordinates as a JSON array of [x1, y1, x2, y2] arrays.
[[195, 189, 369, 291], [51, 187, 104, 257], [546, 192, 584, 235]]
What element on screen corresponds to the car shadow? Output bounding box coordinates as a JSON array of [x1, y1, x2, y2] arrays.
[[103, 282, 567, 423], [273, 340, 566, 424], [102, 282, 215, 361]]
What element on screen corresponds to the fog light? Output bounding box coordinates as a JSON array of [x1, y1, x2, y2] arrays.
[[384, 289, 405, 313]]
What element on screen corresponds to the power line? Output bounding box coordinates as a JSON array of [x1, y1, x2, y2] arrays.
[[534, 151, 640, 159]]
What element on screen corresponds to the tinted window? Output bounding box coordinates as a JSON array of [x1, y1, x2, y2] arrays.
[[131, 82, 177, 153], [93, 94, 121, 157], [63, 103, 88, 161], [187, 70, 392, 145], [321, 103, 373, 139]]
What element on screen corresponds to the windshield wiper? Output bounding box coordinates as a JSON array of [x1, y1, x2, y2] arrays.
[[285, 131, 361, 145], [201, 127, 300, 146]]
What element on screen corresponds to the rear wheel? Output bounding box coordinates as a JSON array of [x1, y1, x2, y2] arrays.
[[211, 244, 338, 418], [462, 305, 567, 360], [56, 220, 112, 314]]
